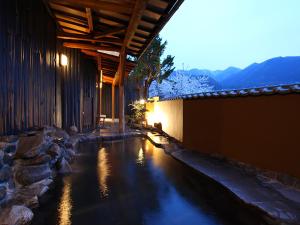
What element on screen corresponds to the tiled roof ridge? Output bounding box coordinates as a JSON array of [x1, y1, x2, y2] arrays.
[[159, 83, 300, 101]]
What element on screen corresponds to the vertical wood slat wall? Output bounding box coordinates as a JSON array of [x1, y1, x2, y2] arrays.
[[0, 0, 97, 135], [101, 83, 119, 118]]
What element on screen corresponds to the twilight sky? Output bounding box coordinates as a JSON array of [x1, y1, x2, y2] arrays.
[[159, 0, 300, 70]]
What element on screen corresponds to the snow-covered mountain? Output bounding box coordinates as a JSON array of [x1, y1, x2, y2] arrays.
[[149, 69, 219, 98], [149, 56, 300, 98]]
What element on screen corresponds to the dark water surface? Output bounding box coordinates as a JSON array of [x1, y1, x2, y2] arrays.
[[32, 138, 262, 225]]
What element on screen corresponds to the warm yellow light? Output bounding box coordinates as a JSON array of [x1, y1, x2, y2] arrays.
[[139, 99, 146, 105], [97, 148, 110, 197], [100, 70, 103, 82], [60, 54, 68, 66], [153, 96, 159, 102], [136, 148, 144, 165], [146, 104, 168, 130], [58, 177, 72, 225], [100, 82, 103, 89]]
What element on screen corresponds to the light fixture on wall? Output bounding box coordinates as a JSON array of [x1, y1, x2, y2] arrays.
[[60, 54, 68, 66], [100, 70, 103, 89]]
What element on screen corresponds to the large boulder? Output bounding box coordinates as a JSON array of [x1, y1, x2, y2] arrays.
[[66, 148, 76, 158], [46, 143, 63, 166], [0, 142, 7, 149], [12, 179, 52, 209], [49, 128, 70, 140], [69, 125, 78, 134], [0, 165, 12, 182], [4, 144, 17, 153], [42, 126, 56, 136], [3, 152, 14, 166], [15, 133, 49, 159], [0, 150, 4, 169], [12, 194, 39, 209], [64, 136, 79, 149], [14, 164, 52, 186], [14, 154, 51, 167], [17, 178, 52, 198], [62, 148, 76, 163], [46, 143, 62, 159], [0, 185, 6, 201], [57, 158, 72, 174], [0, 135, 18, 143], [0, 205, 34, 225]]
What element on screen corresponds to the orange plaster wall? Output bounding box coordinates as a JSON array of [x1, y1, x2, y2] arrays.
[[183, 94, 300, 178]]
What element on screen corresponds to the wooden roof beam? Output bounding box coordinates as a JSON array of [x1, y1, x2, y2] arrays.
[[55, 14, 86, 26], [80, 50, 136, 67], [58, 21, 89, 33], [48, 2, 87, 18], [63, 42, 120, 52], [57, 33, 122, 45], [50, 0, 134, 14], [102, 68, 118, 73], [123, 0, 147, 48], [103, 75, 114, 84], [86, 8, 93, 32], [94, 26, 126, 39]]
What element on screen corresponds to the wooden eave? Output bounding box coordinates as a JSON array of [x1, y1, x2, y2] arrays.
[[44, 0, 184, 84]]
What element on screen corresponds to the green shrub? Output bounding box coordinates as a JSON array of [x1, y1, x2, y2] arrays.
[[129, 101, 147, 124]]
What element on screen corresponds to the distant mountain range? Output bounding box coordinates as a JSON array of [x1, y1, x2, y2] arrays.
[[149, 56, 300, 98], [221, 57, 300, 89]]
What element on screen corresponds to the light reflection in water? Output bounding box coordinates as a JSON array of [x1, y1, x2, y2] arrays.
[[136, 147, 144, 165], [58, 177, 72, 225], [144, 140, 164, 168], [97, 147, 110, 197]]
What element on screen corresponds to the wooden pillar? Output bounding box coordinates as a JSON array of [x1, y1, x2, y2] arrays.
[[97, 56, 102, 125], [118, 48, 126, 133], [112, 84, 115, 122], [100, 71, 102, 115]]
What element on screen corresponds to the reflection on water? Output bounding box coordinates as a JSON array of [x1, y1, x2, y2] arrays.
[[144, 140, 164, 168], [31, 138, 262, 225], [136, 147, 144, 165], [58, 177, 72, 225], [97, 147, 110, 197]]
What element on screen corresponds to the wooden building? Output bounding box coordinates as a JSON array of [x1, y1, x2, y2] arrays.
[[0, 0, 183, 135]]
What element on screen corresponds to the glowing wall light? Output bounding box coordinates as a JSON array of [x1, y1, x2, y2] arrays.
[[139, 99, 146, 105], [145, 104, 168, 130], [100, 70, 103, 89], [60, 54, 68, 66]]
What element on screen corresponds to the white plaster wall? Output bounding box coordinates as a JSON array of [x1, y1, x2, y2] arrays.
[[146, 100, 183, 142]]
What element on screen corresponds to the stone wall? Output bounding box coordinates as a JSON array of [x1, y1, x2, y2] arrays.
[[0, 126, 81, 224]]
